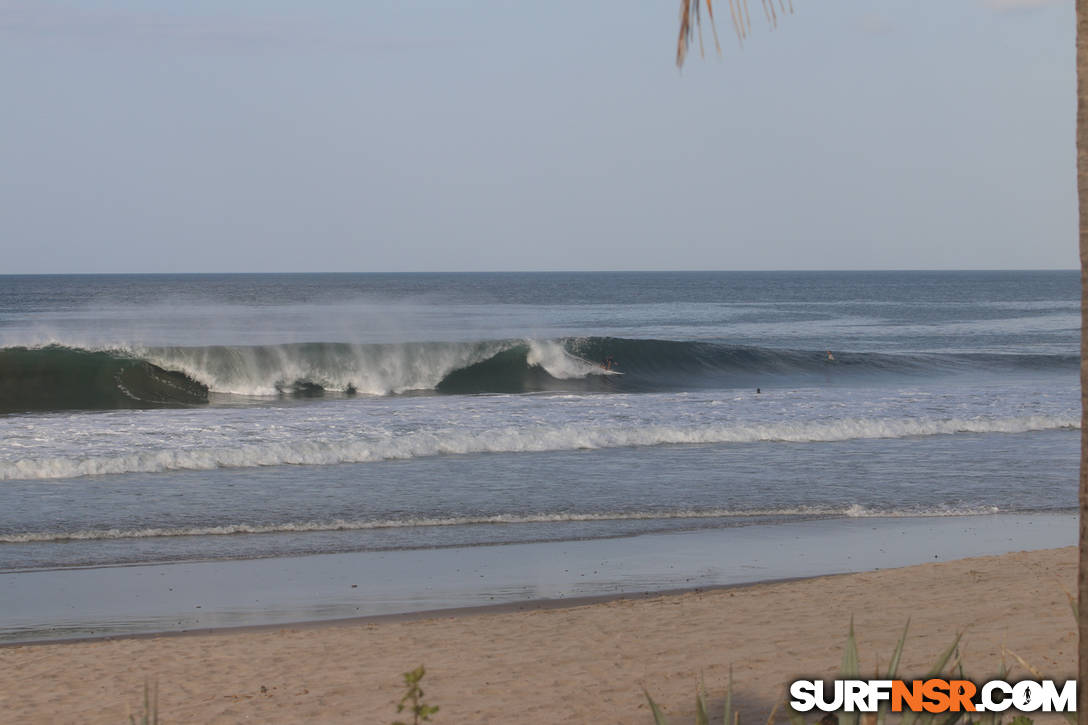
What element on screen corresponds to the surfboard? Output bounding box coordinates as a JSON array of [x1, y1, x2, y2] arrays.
[[570, 353, 623, 375]]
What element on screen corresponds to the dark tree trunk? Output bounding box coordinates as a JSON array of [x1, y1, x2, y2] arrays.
[[1078, 1, 1088, 720]]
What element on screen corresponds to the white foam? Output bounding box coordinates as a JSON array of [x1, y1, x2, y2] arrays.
[[139, 341, 512, 396], [0, 504, 1010, 543], [0, 414, 1075, 482], [841, 503, 1000, 517], [526, 340, 604, 379]]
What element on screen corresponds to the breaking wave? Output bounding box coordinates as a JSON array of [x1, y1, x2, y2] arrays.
[[0, 345, 208, 413], [0, 414, 1074, 481], [0, 338, 1077, 413]]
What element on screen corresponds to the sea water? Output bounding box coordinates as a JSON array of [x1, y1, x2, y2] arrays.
[[0, 272, 1078, 577]]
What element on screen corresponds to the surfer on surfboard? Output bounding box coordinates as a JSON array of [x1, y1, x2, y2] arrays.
[[601, 355, 616, 371]]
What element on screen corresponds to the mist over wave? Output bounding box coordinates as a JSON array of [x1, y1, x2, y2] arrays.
[[0, 338, 1076, 413], [0, 273, 1080, 578]]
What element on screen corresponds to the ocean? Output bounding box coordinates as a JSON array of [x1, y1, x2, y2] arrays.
[[0, 271, 1079, 638]]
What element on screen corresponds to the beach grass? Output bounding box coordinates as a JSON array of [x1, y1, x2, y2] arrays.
[[639, 618, 1051, 725], [127, 680, 158, 725], [118, 618, 1065, 725]]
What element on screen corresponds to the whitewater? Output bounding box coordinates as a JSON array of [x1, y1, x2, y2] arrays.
[[0, 271, 1079, 572], [0, 410, 1076, 481]]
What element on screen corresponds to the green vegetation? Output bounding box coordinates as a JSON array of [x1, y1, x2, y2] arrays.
[[119, 619, 1069, 725], [642, 619, 1056, 725], [393, 665, 440, 725], [128, 680, 158, 725]]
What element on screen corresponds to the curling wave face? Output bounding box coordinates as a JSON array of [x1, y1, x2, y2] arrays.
[[0, 338, 1077, 413], [0, 345, 209, 412]]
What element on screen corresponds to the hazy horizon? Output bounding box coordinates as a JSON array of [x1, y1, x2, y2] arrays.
[[0, 268, 1080, 276], [1, 0, 1076, 274]]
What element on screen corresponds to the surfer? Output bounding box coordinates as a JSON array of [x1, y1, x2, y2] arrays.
[[825, 350, 835, 362], [601, 355, 615, 371]]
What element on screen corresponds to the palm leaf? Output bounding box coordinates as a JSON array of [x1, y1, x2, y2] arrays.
[[677, 0, 790, 66]]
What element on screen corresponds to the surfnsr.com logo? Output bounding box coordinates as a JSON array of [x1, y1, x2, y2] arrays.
[[789, 679, 1077, 714]]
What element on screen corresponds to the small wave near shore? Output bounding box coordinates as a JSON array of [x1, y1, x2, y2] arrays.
[[0, 414, 1075, 481]]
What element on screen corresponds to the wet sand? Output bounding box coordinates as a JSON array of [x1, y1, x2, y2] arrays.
[[1, 513, 1074, 643], [0, 545, 1076, 724]]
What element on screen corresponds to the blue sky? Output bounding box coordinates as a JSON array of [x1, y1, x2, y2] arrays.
[[0, 0, 1076, 272]]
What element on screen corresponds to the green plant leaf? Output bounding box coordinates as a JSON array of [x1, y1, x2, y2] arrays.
[[886, 619, 909, 678], [926, 632, 963, 677], [877, 619, 910, 725], [786, 701, 805, 725], [644, 688, 670, 725], [902, 632, 964, 725], [839, 617, 860, 725], [841, 616, 859, 679], [723, 666, 734, 725], [697, 682, 710, 725]]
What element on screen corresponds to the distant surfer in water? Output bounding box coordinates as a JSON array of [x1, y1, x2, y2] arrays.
[[825, 350, 835, 362], [601, 355, 615, 371]]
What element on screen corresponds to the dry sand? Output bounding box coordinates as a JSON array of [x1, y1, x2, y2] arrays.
[[0, 546, 1076, 724]]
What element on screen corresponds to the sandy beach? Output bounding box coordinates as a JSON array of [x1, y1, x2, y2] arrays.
[[0, 546, 1075, 724]]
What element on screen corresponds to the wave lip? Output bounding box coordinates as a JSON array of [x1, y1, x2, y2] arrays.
[[0, 414, 1075, 482], [0, 338, 1078, 412], [144, 338, 617, 397], [0, 504, 1010, 544], [0, 340, 613, 412]]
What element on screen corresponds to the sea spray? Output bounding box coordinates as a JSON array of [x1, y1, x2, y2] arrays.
[[0, 339, 1077, 412]]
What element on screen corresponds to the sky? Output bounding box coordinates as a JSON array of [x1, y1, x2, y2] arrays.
[[0, 0, 1077, 273]]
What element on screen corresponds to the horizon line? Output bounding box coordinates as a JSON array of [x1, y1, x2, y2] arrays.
[[0, 268, 1078, 277]]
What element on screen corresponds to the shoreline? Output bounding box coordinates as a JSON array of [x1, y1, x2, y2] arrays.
[[0, 545, 1076, 725], [0, 574, 812, 649], [0, 512, 1075, 645]]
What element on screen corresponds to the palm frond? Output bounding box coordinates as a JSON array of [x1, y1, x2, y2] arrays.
[[677, 0, 789, 67]]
